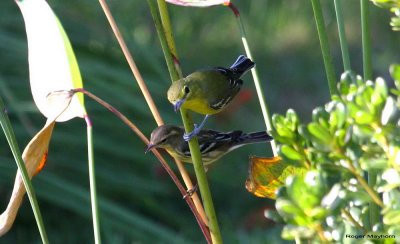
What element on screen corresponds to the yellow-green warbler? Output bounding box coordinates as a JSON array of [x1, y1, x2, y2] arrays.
[[167, 55, 255, 141], [146, 125, 272, 168]]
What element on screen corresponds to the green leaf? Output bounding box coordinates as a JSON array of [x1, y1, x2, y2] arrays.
[[281, 225, 315, 240], [359, 157, 388, 170], [272, 114, 285, 128], [286, 109, 299, 131], [390, 64, 400, 82], [276, 127, 295, 140], [276, 199, 304, 216], [334, 129, 348, 147], [381, 96, 398, 125], [308, 122, 332, 145], [280, 145, 304, 161], [273, 114, 296, 140], [286, 172, 326, 212], [371, 78, 388, 107], [353, 124, 375, 137], [383, 210, 400, 225], [354, 110, 375, 124], [329, 102, 346, 129], [312, 107, 329, 128]]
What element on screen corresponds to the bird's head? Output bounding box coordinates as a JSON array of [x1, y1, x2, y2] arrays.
[[167, 78, 193, 112], [145, 125, 183, 153]]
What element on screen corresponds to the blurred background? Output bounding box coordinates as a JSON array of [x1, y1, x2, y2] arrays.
[[0, 0, 399, 243]]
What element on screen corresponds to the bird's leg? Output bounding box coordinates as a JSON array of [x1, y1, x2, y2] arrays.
[[183, 183, 199, 199], [183, 114, 210, 141]]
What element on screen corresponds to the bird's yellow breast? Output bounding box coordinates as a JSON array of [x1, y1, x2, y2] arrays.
[[181, 97, 221, 115]]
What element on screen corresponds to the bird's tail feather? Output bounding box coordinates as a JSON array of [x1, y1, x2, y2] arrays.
[[238, 131, 272, 145], [229, 55, 255, 78]]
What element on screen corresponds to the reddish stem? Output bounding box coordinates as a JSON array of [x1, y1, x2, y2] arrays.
[[72, 88, 211, 243], [226, 2, 240, 17]]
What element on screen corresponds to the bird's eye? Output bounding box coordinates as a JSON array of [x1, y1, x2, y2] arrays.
[[184, 86, 190, 94], [160, 138, 167, 143]]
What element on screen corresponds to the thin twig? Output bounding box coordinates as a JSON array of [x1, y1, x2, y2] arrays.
[[341, 209, 366, 232], [72, 88, 211, 243], [227, 3, 278, 156], [98, 0, 163, 125], [150, 1, 222, 242], [85, 115, 102, 244], [98, 0, 207, 226]]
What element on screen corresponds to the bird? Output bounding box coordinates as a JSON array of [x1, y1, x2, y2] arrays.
[[145, 125, 272, 168], [167, 55, 255, 141]]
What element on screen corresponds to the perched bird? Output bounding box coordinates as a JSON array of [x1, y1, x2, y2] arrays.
[[167, 55, 255, 141], [146, 125, 272, 168]]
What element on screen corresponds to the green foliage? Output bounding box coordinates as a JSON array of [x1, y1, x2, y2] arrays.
[[272, 70, 400, 242], [370, 0, 400, 30]]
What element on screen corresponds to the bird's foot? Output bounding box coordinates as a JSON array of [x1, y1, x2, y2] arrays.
[[183, 184, 199, 199], [183, 124, 201, 141]]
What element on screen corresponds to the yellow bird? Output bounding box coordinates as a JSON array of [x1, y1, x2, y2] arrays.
[[167, 55, 255, 141]]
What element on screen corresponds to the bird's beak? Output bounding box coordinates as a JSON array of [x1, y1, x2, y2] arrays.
[[173, 96, 187, 112], [145, 143, 155, 153]]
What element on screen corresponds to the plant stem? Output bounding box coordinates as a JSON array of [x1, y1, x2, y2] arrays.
[[334, 0, 352, 71], [315, 223, 328, 243], [0, 96, 49, 243], [73, 88, 211, 243], [311, 0, 338, 96], [98, 0, 163, 125], [227, 3, 277, 156], [85, 115, 102, 244], [98, 0, 207, 225], [149, 1, 223, 243], [361, 0, 380, 229], [153, 0, 209, 224], [341, 209, 366, 232], [361, 0, 373, 81], [347, 162, 384, 208]]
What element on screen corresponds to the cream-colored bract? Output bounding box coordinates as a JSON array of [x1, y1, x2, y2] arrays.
[[16, 0, 86, 122], [166, 0, 230, 7]]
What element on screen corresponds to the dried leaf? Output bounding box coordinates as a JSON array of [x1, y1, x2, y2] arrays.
[[166, 0, 230, 7], [245, 156, 306, 199], [16, 0, 86, 122], [0, 87, 73, 235], [0, 120, 54, 236]]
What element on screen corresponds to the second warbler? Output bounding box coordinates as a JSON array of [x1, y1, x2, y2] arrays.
[[146, 125, 272, 168], [167, 55, 255, 141]]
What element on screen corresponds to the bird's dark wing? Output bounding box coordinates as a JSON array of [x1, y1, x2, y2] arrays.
[[209, 69, 243, 111], [197, 130, 243, 154]]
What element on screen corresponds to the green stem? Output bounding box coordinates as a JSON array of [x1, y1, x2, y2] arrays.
[[361, 0, 373, 80], [148, 1, 222, 243], [361, 0, 379, 229], [334, 0, 352, 71], [311, 0, 338, 96], [0, 96, 49, 243], [341, 209, 366, 232], [227, 3, 277, 156], [72, 88, 211, 243], [85, 115, 102, 244]]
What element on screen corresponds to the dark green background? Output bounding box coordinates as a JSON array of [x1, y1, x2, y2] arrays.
[[0, 1, 398, 243]]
